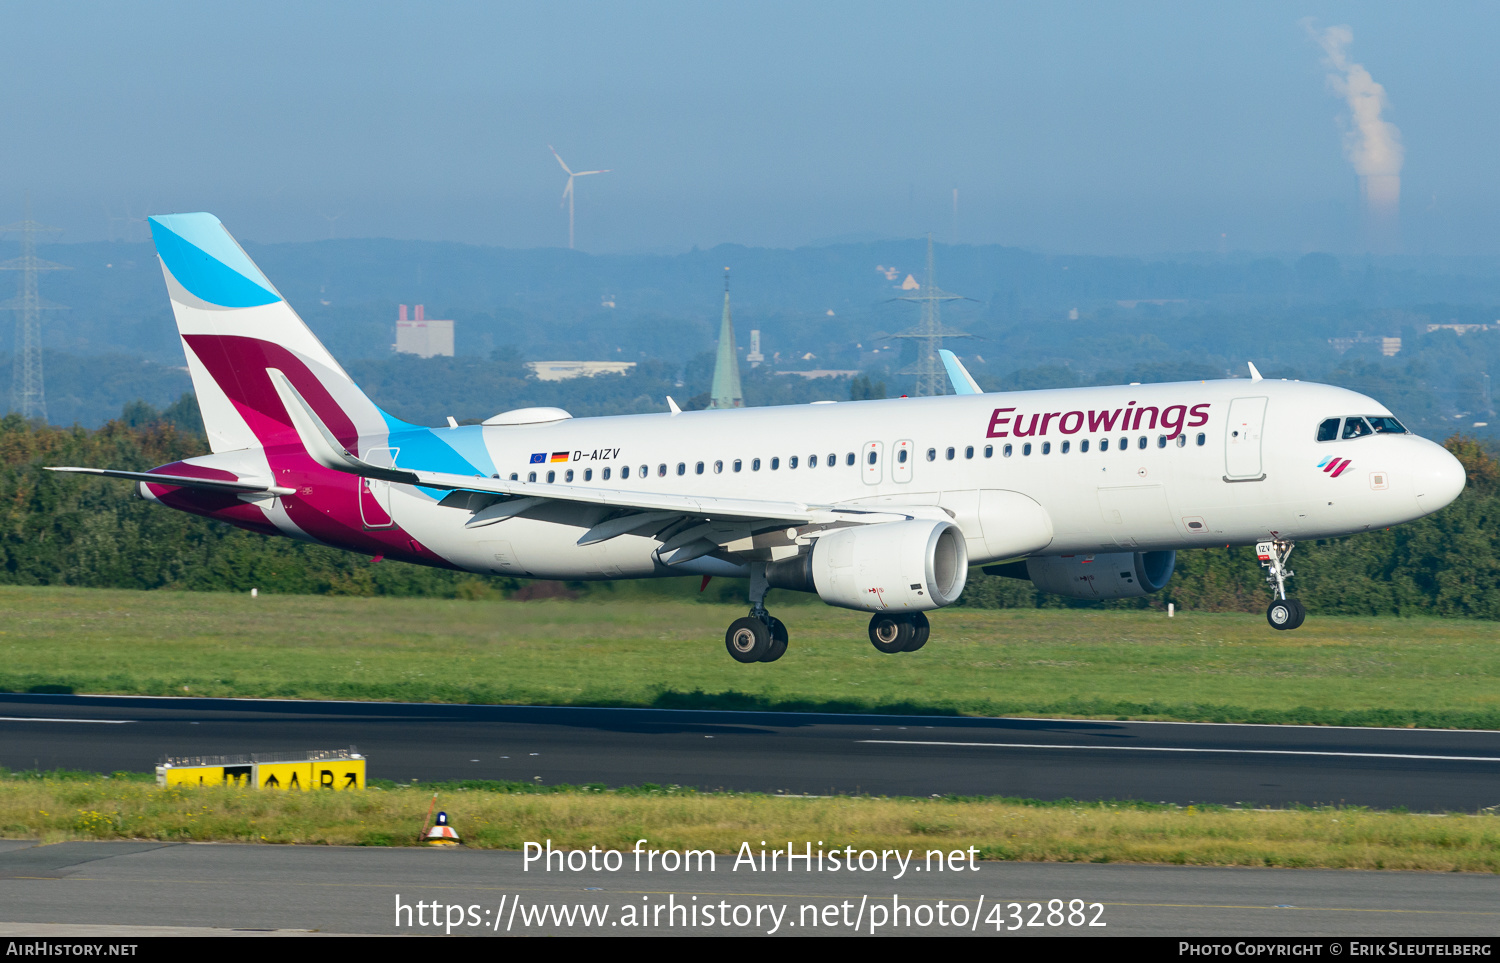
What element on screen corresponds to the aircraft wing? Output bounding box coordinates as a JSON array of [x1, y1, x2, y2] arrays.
[[46, 467, 295, 496]]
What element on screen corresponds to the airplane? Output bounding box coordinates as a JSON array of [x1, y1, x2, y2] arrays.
[[50, 213, 1467, 663]]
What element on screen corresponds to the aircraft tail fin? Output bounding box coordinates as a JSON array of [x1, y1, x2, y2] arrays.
[[148, 213, 396, 454]]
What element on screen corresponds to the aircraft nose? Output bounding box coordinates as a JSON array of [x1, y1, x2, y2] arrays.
[[1413, 445, 1466, 515]]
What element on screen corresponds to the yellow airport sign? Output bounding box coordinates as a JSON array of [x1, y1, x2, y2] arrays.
[[156, 749, 364, 791]]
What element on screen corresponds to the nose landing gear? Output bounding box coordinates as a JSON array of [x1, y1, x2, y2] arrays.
[[1258, 539, 1305, 630]]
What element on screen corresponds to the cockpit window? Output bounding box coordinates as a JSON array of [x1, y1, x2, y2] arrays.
[[1316, 418, 1340, 442], [1367, 416, 1407, 434], [1341, 417, 1374, 440]]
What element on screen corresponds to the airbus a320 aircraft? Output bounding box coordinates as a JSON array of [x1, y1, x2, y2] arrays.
[[52, 214, 1467, 663]]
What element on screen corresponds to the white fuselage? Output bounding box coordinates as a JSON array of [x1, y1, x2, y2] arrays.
[[377, 378, 1462, 581]]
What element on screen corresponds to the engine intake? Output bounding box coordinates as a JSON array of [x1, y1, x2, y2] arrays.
[[768, 519, 968, 612], [985, 551, 1175, 600]]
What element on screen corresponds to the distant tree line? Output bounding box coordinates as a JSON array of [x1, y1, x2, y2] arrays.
[[2, 407, 1497, 620]]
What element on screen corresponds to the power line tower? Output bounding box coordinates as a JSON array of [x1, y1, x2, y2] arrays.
[[1, 199, 69, 421], [889, 234, 973, 397]]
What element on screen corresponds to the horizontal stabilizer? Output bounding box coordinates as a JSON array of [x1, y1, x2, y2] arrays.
[[46, 467, 295, 496]]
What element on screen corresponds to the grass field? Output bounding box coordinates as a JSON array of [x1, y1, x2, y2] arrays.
[[5, 772, 1499, 872], [1, 586, 1497, 727]]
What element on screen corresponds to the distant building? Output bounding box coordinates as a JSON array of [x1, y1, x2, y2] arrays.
[[526, 361, 636, 382], [709, 272, 744, 409], [1425, 323, 1497, 335], [746, 329, 764, 367], [1328, 334, 1402, 357], [395, 305, 454, 358]]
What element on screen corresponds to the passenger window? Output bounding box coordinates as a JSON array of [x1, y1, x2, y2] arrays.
[[771, 457, 780, 470], [1041, 441, 1051, 455], [809, 454, 818, 467], [658, 464, 667, 477], [1118, 437, 1128, 450], [866, 451, 876, 465], [584, 468, 592, 481], [1080, 439, 1090, 453], [565, 469, 574, 482], [946, 447, 955, 460], [847, 452, 856, 466], [1175, 435, 1186, 448], [827, 452, 837, 467], [752, 458, 761, 471], [1100, 438, 1109, 452], [1137, 436, 1147, 450], [620, 466, 629, 479], [733, 459, 742, 472], [1061, 441, 1070, 454], [695, 461, 704, 474], [788, 456, 798, 469], [510, 472, 519, 481], [603, 467, 611, 480], [547, 470, 556, 483], [1023, 443, 1032, 456], [965, 446, 974, 459], [926, 448, 936, 462], [528, 471, 536, 482], [1195, 433, 1205, 446], [639, 465, 647, 477], [677, 463, 686, 476], [984, 445, 993, 458], [1317, 417, 1341, 442], [1003, 444, 1013, 457], [1342, 417, 1374, 440], [713, 460, 723, 474], [898, 449, 908, 464], [1157, 435, 1166, 448]]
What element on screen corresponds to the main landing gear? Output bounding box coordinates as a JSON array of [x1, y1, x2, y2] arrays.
[[868, 611, 930, 654], [1257, 539, 1305, 631], [724, 563, 789, 663]]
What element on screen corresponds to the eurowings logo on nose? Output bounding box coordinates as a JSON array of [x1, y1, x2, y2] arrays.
[[1318, 456, 1353, 477]]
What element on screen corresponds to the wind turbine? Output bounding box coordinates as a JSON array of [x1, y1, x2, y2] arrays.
[[548, 145, 610, 250]]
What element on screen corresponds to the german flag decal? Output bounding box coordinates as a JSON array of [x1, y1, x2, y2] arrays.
[[550, 452, 570, 463]]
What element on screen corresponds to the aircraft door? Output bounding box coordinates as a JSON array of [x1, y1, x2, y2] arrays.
[[359, 447, 398, 529], [861, 441, 884, 486], [1224, 397, 1268, 480], [892, 439, 914, 483]]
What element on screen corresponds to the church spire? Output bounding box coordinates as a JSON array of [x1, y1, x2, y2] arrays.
[[709, 268, 743, 408]]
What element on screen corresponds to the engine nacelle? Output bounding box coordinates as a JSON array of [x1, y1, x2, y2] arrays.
[[768, 519, 968, 612], [987, 551, 1175, 600]]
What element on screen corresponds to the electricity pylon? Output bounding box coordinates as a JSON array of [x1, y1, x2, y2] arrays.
[[1, 199, 69, 421], [889, 234, 973, 397]]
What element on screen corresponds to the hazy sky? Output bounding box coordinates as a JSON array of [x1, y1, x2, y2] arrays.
[[2, 1, 1497, 255]]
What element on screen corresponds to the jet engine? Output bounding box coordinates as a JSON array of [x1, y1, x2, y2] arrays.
[[767, 519, 968, 612], [985, 551, 1175, 600]]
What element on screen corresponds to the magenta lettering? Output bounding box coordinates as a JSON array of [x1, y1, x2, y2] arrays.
[[986, 407, 1016, 438], [1012, 413, 1040, 437], [1132, 406, 1159, 431], [1088, 409, 1122, 432], [1188, 403, 1210, 427], [1040, 412, 1060, 435], [1059, 411, 1084, 434], [1161, 404, 1187, 438]]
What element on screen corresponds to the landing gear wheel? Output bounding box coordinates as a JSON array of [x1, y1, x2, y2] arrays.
[[1267, 599, 1302, 631], [726, 617, 771, 662], [868, 613, 914, 653], [761, 617, 789, 662], [903, 612, 930, 652]]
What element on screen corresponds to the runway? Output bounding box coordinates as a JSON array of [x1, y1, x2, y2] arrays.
[[3, 693, 1499, 810], [1, 841, 1498, 936]]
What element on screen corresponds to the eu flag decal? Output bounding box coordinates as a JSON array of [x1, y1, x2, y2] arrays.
[[529, 453, 546, 464]]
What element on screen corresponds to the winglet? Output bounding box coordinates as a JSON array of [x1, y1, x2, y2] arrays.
[[268, 368, 418, 484], [939, 349, 983, 395], [1247, 362, 1264, 382], [666, 396, 682, 415]]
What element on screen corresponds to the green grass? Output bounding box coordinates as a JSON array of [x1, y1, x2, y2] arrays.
[[2, 585, 1498, 727], [5, 771, 1500, 871]]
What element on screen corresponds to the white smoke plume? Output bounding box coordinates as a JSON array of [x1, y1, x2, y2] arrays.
[[1305, 21, 1403, 220]]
